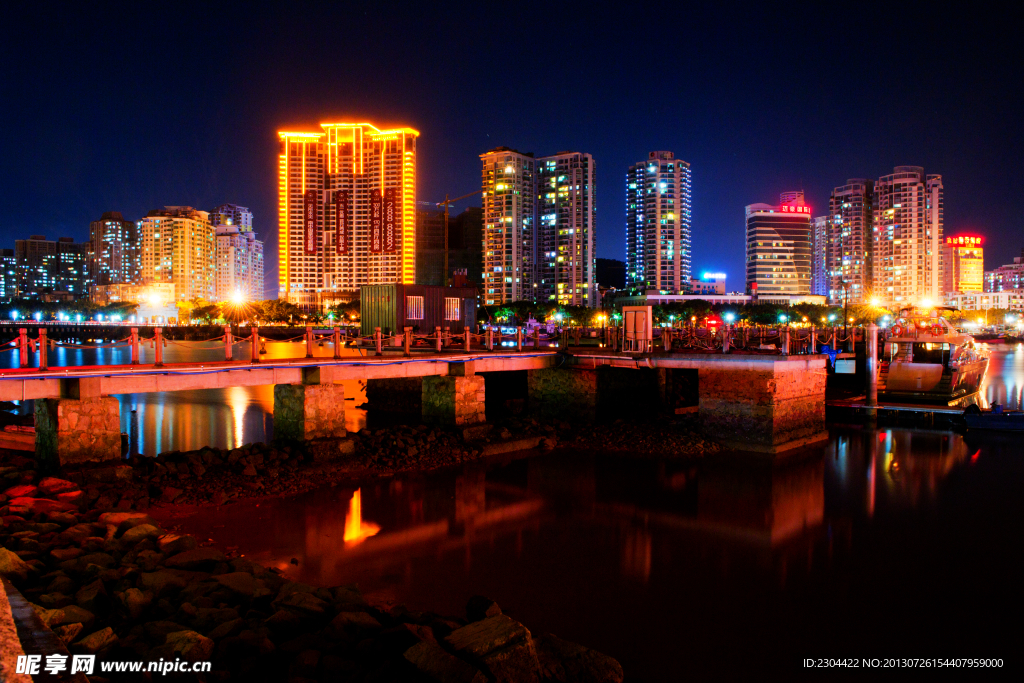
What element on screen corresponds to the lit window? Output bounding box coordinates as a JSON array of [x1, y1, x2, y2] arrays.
[[444, 298, 460, 321], [407, 296, 424, 319]]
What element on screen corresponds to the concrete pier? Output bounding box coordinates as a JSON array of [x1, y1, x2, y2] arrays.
[[34, 379, 121, 470], [423, 362, 486, 426], [273, 368, 347, 441], [527, 367, 599, 421]]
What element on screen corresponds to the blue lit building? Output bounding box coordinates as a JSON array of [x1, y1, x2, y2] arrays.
[[625, 151, 692, 293]]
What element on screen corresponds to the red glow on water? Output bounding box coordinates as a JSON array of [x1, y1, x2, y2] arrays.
[[970, 449, 981, 464]]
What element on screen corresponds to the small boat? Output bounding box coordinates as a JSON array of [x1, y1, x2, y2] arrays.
[[962, 404, 1024, 431], [879, 307, 989, 402]]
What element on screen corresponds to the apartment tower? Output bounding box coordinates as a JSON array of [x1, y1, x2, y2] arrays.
[[89, 211, 140, 286], [744, 192, 812, 295], [139, 206, 216, 301], [480, 148, 536, 305], [625, 151, 692, 293], [827, 179, 874, 305], [811, 215, 828, 297], [872, 166, 943, 306], [536, 151, 596, 306], [210, 205, 264, 302], [278, 123, 418, 308]]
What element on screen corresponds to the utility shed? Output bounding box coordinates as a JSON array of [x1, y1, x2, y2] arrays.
[[360, 284, 477, 336]]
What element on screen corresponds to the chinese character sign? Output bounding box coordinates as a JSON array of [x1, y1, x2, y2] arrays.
[[384, 188, 397, 252], [370, 190, 383, 254], [335, 190, 349, 255], [303, 189, 318, 255]]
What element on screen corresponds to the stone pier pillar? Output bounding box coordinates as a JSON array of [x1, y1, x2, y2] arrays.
[[422, 364, 485, 426], [35, 378, 120, 471], [697, 357, 827, 454], [273, 367, 346, 441], [526, 368, 598, 422]]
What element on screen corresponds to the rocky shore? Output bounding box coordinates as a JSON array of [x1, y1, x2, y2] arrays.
[[0, 453, 623, 682]]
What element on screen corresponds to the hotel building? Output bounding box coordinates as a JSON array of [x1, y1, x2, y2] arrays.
[[481, 148, 536, 305], [827, 179, 874, 305], [744, 192, 812, 296], [941, 235, 983, 294], [811, 215, 828, 297], [139, 206, 215, 302], [871, 166, 943, 306], [88, 211, 140, 286], [626, 151, 692, 294], [278, 123, 418, 309], [984, 249, 1024, 292]]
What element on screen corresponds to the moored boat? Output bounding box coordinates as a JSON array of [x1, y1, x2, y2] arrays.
[[961, 404, 1024, 431], [879, 307, 989, 403]]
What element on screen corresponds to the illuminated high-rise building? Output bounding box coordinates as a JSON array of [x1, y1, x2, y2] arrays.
[[941, 235, 983, 294], [626, 151, 692, 293], [210, 204, 254, 231], [88, 211, 140, 286], [211, 206, 264, 302], [745, 192, 812, 296], [13, 235, 91, 298], [480, 147, 536, 305], [811, 215, 828, 296], [139, 206, 215, 302], [871, 166, 943, 306], [826, 179, 874, 305], [985, 249, 1024, 292], [278, 123, 418, 308], [536, 151, 596, 306]]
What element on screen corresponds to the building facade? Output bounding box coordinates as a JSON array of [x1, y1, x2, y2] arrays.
[[626, 151, 692, 293], [826, 179, 873, 305], [985, 249, 1024, 292], [214, 225, 264, 302], [13, 235, 92, 298], [536, 151, 596, 307], [941, 235, 983, 295], [945, 290, 1024, 312], [89, 211, 140, 286], [744, 192, 813, 296], [481, 147, 536, 305], [811, 215, 828, 297], [872, 166, 943, 306], [0, 250, 15, 300], [210, 204, 254, 231], [278, 123, 418, 309], [139, 207, 216, 302]]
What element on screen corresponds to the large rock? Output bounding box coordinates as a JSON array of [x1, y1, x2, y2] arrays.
[[118, 588, 152, 619], [445, 615, 540, 683], [156, 630, 215, 661], [164, 547, 225, 569], [2, 484, 38, 498], [404, 640, 487, 683], [74, 626, 118, 654], [0, 546, 31, 581], [535, 633, 624, 683], [38, 477, 79, 496], [98, 511, 155, 527], [138, 570, 189, 597], [273, 591, 328, 616], [37, 604, 96, 630], [75, 578, 109, 612], [7, 497, 76, 514], [119, 523, 161, 546], [157, 533, 198, 556], [215, 572, 270, 599]]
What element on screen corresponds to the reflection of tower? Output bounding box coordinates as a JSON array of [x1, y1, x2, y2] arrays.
[[620, 526, 652, 583]]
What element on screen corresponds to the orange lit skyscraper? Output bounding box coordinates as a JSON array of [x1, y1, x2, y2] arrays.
[[278, 123, 418, 308]]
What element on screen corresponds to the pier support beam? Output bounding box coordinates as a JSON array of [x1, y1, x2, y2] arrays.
[[697, 357, 827, 454], [273, 368, 346, 441], [422, 364, 485, 426], [35, 378, 120, 471], [527, 368, 598, 422]]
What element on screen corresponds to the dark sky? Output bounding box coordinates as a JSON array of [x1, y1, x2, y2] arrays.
[[2, 2, 1021, 295]]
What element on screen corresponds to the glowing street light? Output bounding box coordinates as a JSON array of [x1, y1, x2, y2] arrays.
[[231, 290, 245, 306], [34, 312, 41, 321], [778, 314, 788, 324], [10, 310, 18, 321], [724, 312, 736, 323]]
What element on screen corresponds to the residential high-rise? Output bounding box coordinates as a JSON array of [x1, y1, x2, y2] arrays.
[[0, 250, 15, 301], [88, 211, 140, 286], [826, 179, 874, 305], [872, 166, 943, 306], [941, 235, 983, 294], [481, 148, 536, 305], [210, 204, 254, 231], [985, 249, 1024, 292], [744, 192, 812, 296], [213, 222, 264, 302], [415, 206, 445, 286], [278, 123, 418, 309], [14, 236, 57, 297], [811, 215, 828, 297], [139, 206, 215, 302], [536, 151, 596, 307], [55, 238, 90, 296], [625, 151, 692, 294]]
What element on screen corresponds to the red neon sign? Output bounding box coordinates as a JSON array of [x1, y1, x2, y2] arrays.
[[946, 235, 983, 246], [781, 205, 810, 213]]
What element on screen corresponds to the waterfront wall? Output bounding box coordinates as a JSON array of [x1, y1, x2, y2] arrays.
[[423, 375, 486, 426], [273, 383, 347, 441]]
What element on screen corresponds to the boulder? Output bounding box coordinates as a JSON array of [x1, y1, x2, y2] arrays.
[[157, 533, 198, 556], [329, 610, 381, 634], [445, 615, 540, 683], [138, 570, 188, 597], [273, 591, 328, 616], [75, 578, 109, 612], [50, 547, 83, 562], [0, 546, 31, 581], [38, 477, 79, 496], [120, 523, 162, 546], [54, 622, 85, 645], [154, 630, 215, 661], [535, 633, 623, 683], [37, 604, 96, 630], [214, 571, 270, 599], [98, 511, 155, 527], [164, 547, 225, 569], [3, 484, 38, 498], [404, 640, 488, 683], [8, 497, 76, 514], [118, 588, 152, 619], [74, 626, 118, 654]]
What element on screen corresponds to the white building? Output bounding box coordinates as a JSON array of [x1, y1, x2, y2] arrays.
[[745, 192, 813, 296], [616, 291, 826, 307], [139, 207, 215, 302], [945, 290, 1024, 312], [214, 225, 264, 302], [626, 151, 692, 294], [827, 179, 874, 305]]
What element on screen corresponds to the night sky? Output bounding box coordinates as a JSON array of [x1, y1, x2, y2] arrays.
[[2, 3, 1021, 296]]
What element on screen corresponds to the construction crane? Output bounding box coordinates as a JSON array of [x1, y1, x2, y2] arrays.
[[436, 190, 483, 286]]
